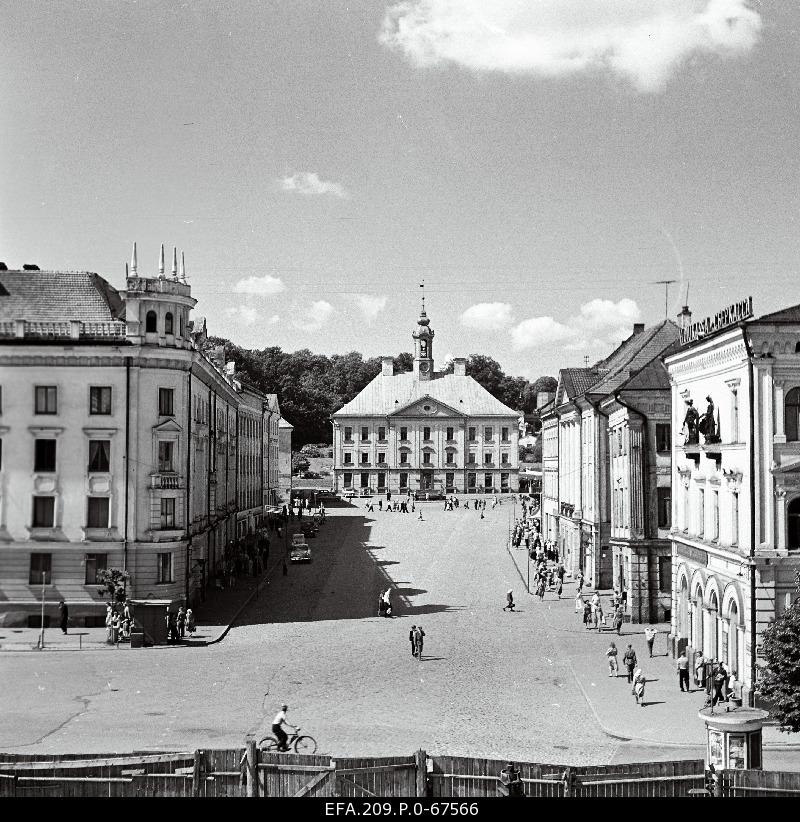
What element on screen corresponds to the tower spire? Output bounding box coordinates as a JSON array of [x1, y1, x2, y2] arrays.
[[158, 243, 165, 278], [180, 251, 186, 283], [171, 246, 178, 279], [130, 241, 138, 276]]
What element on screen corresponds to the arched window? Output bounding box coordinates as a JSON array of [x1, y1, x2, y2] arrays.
[[789, 497, 800, 551], [728, 600, 740, 676], [786, 387, 800, 442], [145, 310, 157, 333], [708, 590, 719, 659], [165, 312, 174, 335], [179, 312, 184, 337]]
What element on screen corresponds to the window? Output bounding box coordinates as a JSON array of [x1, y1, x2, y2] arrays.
[[786, 387, 800, 442], [446, 426, 454, 440], [90, 387, 112, 415], [657, 487, 671, 529], [157, 552, 174, 584], [655, 423, 671, 453], [731, 390, 739, 442], [468, 427, 476, 441], [84, 553, 107, 584], [468, 452, 476, 464], [377, 472, 386, 489], [145, 310, 157, 333], [468, 473, 476, 489], [445, 472, 454, 490], [422, 452, 431, 465], [360, 472, 369, 488], [484, 426, 493, 441], [698, 488, 705, 536], [158, 441, 174, 472], [34, 439, 56, 472], [501, 427, 509, 442], [501, 473, 509, 489], [658, 555, 671, 593], [360, 452, 369, 465], [343, 452, 352, 465], [484, 452, 493, 465], [446, 451, 454, 464], [400, 427, 408, 441], [343, 471, 352, 488], [378, 426, 386, 441], [179, 312, 185, 337], [711, 490, 720, 541], [165, 312, 174, 335], [788, 497, 800, 551], [501, 452, 509, 465], [732, 492, 740, 546], [88, 440, 110, 472], [423, 426, 431, 441], [344, 427, 353, 443], [160, 498, 176, 529], [484, 473, 493, 490], [87, 497, 109, 528], [35, 386, 57, 414], [29, 553, 52, 585], [32, 497, 55, 528], [400, 452, 408, 465], [158, 388, 174, 416], [377, 452, 386, 464], [399, 472, 408, 489], [361, 426, 369, 441]]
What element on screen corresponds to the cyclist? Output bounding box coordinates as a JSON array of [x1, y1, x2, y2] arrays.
[[272, 704, 298, 752]]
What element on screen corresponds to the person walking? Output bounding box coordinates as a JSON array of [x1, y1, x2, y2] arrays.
[[555, 577, 563, 599], [105, 604, 114, 644], [712, 663, 728, 706], [503, 590, 515, 612], [382, 588, 392, 617], [644, 626, 657, 657], [413, 625, 425, 660], [576, 571, 585, 594], [186, 607, 195, 637], [677, 650, 690, 692], [606, 642, 619, 677], [575, 591, 583, 613], [583, 600, 592, 628], [623, 644, 638, 683], [58, 600, 69, 634], [408, 626, 417, 657], [177, 606, 186, 638], [694, 651, 706, 689], [613, 605, 624, 635], [632, 668, 647, 707]]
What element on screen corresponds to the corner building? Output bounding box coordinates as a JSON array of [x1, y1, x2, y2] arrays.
[[666, 300, 800, 704], [332, 306, 519, 495]]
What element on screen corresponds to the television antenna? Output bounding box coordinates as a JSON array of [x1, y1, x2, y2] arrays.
[[655, 280, 677, 318]]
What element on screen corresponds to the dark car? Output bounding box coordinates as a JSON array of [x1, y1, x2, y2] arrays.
[[300, 521, 317, 538], [413, 490, 446, 501]]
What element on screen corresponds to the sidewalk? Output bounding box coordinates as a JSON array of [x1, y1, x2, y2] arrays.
[[504, 539, 800, 752], [0, 554, 286, 653]]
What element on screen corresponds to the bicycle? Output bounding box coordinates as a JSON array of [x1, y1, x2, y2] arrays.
[[258, 727, 317, 754]]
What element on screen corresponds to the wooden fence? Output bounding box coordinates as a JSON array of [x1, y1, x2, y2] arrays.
[[2, 748, 799, 797]]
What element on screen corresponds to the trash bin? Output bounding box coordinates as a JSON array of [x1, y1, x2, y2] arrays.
[[130, 632, 144, 649]]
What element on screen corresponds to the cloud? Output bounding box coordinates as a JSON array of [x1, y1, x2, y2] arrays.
[[279, 172, 349, 198], [355, 294, 388, 322], [233, 274, 286, 295], [293, 300, 334, 332], [511, 298, 642, 351], [460, 302, 513, 331], [225, 305, 259, 326], [380, 0, 762, 92]]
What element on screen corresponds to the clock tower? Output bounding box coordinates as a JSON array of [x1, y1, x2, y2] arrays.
[[412, 297, 434, 381]]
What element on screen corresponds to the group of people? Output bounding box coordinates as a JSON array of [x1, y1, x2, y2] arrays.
[[367, 497, 414, 513], [605, 642, 648, 706], [165, 605, 196, 643], [408, 625, 426, 659], [576, 588, 626, 633], [216, 528, 273, 591], [675, 650, 742, 705], [377, 588, 393, 617]]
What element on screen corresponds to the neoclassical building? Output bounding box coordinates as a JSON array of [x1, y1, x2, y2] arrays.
[[0, 246, 286, 626], [666, 298, 800, 705], [332, 305, 519, 495]]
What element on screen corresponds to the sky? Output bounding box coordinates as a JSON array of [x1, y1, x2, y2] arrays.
[[2, 1, 799, 379]]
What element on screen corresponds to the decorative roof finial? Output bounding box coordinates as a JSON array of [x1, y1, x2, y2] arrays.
[[420, 278, 426, 316], [171, 246, 178, 279], [130, 241, 138, 276], [158, 243, 165, 278], [180, 251, 187, 283]]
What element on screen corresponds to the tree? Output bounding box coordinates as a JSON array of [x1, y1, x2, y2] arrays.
[[758, 571, 800, 733], [97, 568, 130, 604], [292, 454, 310, 475]]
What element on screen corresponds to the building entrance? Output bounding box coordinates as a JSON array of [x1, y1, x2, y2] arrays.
[[421, 471, 434, 491]]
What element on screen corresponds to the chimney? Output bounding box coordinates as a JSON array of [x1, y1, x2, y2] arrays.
[[677, 305, 692, 330], [633, 323, 645, 335], [381, 357, 394, 377], [453, 357, 466, 376]]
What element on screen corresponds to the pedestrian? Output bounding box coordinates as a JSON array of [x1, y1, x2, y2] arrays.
[[382, 588, 392, 617], [537, 579, 545, 600], [712, 663, 728, 706], [58, 599, 69, 634], [378, 500, 383, 511], [111, 610, 120, 644], [555, 577, 563, 599], [606, 641, 619, 677], [575, 591, 583, 613], [378, 592, 387, 617], [644, 626, 657, 657], [503, 589, 515, 612], [418, 509, 423, 520], [409, 625, 417, 656], [480, 510, 485, 520], [105, 603, 114, 644], [413, 625, 425, 660], [596, 602, 604, 629], [177, 606, 186, 638], [411, 500, 415, 512], [576, 571, 585, 594], [694, 651, 706, 689], [614, 606, 624, 635], [632, 668, 646, 707], [677, 650, 690, 692], [583, 600, 591, 628], [186, 607, 195, 637], [623, 644, 638, 683]]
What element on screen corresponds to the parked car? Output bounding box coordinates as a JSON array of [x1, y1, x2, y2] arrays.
[[290, 542, 311, 562], [413, 489, 446, 501], [359, 489, 372, 497], [342, 489, 358, 499], [300, 521, 317, 538], [291, 533, 306, 546]]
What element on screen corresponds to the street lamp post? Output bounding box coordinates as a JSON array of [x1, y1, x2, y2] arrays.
[[39, 570, 46, 649]]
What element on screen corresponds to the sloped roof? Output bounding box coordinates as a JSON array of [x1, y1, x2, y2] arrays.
[[0, 270, 125, 323], [278, 417, 294, 429], [333, 371, 518, 417], [561, 368, 604, 399], [756, 303, 800, 323], [616, 357, 672, 391]]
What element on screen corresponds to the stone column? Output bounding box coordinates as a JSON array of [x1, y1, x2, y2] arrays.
[[775, 488, 787, 552], [774, 379, 786, 443]]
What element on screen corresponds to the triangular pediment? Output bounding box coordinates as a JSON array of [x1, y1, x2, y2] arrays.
[[390, 394, 464, 418], [152, 418, 183, 434]]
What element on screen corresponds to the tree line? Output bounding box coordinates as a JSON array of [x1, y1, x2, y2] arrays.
[[208, 337, 556, 447]]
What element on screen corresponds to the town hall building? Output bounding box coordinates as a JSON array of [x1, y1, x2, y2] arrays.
[[332, 304, 520, 496]]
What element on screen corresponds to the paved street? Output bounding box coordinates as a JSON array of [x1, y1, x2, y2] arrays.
[[1, 496, 799, 769]]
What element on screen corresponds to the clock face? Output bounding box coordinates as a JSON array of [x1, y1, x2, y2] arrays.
[[419, 362, 430, 373]]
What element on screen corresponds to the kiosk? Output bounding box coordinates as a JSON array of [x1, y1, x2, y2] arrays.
[[699, 706, 769, 771]]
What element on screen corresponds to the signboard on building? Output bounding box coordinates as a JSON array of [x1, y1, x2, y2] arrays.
[[680, 297, 753, 345]]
